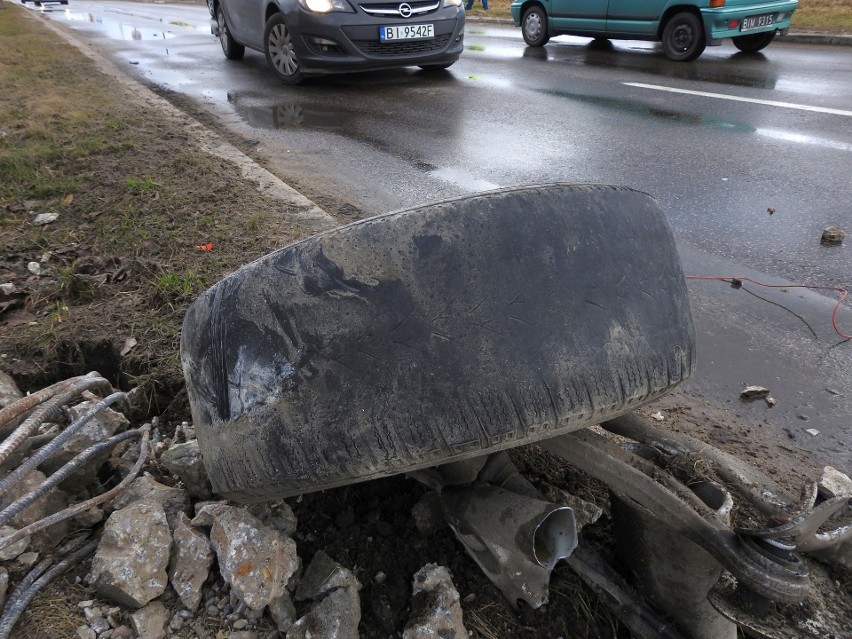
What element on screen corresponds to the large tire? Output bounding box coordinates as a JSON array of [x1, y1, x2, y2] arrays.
[[732, 31, 775, 53], [264, 13, 303, 85], [522, 6, 550, 47], [217, 6, 245, 60], [662, 11, 705, 61], [182, 184, 696, 500]]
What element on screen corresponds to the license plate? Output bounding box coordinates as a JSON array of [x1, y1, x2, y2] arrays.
[[380, 24, 435, 42], [740, 13, 775, 31]]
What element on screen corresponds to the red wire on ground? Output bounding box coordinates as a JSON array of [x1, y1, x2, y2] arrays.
[[685, 275, 851, 340]]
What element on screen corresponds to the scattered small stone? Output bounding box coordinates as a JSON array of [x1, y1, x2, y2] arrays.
[[411, 491, 445, 537], [767, 207, 775, 214], [740, 386, 770, 401], [765, 396, 777, 407], [0, 370, 23, 408], [296, 551, 360, 602], [160, 440, 213, 500], [90, 616, 111, 634], [806, 429, 820, 437], [650, 411, 665, 421], [825, 388, 842, 396], [798, 414, 810, 421], [374, 572, 387, 585], [76, 625, 97, 639], [111, 626, 134, 639], [821, 226, 845, 246], [79, 600, 96, 609], [16, 551, 39, 570], [32, 212, 59, 226], [233, 619, 248, 630], [0, 525, 31, 561], [0, 568, 8, 611], [462, 593, 476, 604], [267, 592, 296, 633], [206, 604, 219, 617], [818, 466, 852, 499], [101, 631, 113, 639], [229, 632, 258, 639], [26, 262, 42, 276]]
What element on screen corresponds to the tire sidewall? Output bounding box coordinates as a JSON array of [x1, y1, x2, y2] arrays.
[[217, 6, 245, 60], [733, 31, 775, 53], [522, 7, 549, 47], [662, 12, 705, 61], [264, 13, 304, 85]]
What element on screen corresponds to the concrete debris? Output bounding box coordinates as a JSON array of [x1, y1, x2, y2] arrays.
[[765, 396, 777, 408], [818, 466, 852, 499], [806, 429, 820, 437], [15, 551, 39, 570], [0, 525, 31, 561], [110, 473, 190, 526], [0, 370, 23, 408], [193, 504, 299, 611], [32, 212, 59, 226], [169, 513, 214, 611], [131, 600, 170, 639], [650, 411, 665, 421], [246, 500, 298, 537], [76, 625, 97, 639], [268, 591, 297, 633], [39, 399, 129, 490], [160, 440, 213, 500], [26, 262, 42, 276], [402, 564, 466, 639], [72, 505, 105, 528], [111, 627, 134, 639], [411, 491, 445, 537], [295, 550, 360, 602], [0, 470, 68, 549], [91, 500, 171, 608], [740, 386, 770, 401], [90, 616, 111, 634], [287, 585, 361, 639], [120, 337, 138, 357], [821, 226, 845, 245]]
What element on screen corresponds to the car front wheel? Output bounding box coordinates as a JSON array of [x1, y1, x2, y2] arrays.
[[732, 31, 776, 53], [661, 12, 706, 61], [522, 6, 550, 47], [264, 13, 304, 85], [217, 6, 245, 60]]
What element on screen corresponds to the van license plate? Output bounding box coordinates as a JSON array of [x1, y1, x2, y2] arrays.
[[380, 24, 435, 42], [741, 14, 775, 31]]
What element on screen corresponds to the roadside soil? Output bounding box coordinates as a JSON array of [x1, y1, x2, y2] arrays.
[[1, 4, 849, 639]]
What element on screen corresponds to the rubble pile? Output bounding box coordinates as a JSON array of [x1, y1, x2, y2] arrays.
[[0, 375, 467, 639]]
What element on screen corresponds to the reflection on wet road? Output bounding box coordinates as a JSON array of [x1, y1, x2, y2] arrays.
[[41, 1, 852, 471]]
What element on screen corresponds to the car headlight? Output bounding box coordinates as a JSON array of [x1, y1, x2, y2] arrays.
[[444, 0, 463, 6], [297, 0, 354, 13]]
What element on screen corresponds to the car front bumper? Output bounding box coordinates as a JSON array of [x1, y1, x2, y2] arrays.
[[288, 6, 465, 75]]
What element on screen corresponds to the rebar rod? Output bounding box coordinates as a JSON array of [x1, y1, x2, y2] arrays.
[[0, 373, 103, 435], [0, 391, 126, 498]]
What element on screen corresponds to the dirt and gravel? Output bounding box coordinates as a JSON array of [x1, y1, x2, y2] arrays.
[[1, 4, 850, 639]]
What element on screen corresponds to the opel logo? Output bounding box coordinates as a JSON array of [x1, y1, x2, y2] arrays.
[[398, 3, 412, 18]]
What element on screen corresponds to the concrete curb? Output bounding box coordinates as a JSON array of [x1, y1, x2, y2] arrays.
[[465, 16, 852, 46], [27, 6, 337, 236]]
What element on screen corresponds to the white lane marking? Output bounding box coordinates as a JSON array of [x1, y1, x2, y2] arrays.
[[756, 128, 852, 153], [624, 82, 852, 117]]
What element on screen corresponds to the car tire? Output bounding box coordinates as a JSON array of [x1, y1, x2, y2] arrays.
[[264, 13, 304, 85], [732, 31, 775, 53], [182, 184, 696, 500], [522, 6, 550, 47], [217, 6, 245, 61], [662, 12, 706, 61]]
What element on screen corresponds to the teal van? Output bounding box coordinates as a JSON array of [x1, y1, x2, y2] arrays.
[[510, 0, 797, 61]]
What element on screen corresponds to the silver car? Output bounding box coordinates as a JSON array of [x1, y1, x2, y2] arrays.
[[208, 0, 465, 84]]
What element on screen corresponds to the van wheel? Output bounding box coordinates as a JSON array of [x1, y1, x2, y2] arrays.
[[662, 12, 705, 61], [732, 31, 775, 53], [182, 184, 696, 500], [522, 6, 550, 47]]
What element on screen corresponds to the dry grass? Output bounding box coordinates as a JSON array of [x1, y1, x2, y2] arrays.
[[9, 578, 89, 639]]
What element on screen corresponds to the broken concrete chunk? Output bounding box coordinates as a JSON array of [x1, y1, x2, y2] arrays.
[[286, 585, 361, 639], [806, 429, 820, 437], [0, 371, 23, 408], [0, 568, 8, 610], [650, 411, 665, 421], [110, 473, 190, 526], [76, 625, 96, 639], [160, 440, 213, 500], [740, 386, 770, 401], [202, 505, 299, 611], [0, 470, 69, 549], [91, 500, 171, 608], [295, 550, 360, 602], [402, 564, 466, 639], [0, 525, 31, 561], [818, 466, 852, 499], [821, 226, 845, 245], [191, 501, 231, 527], [246, 500, 298, 537], [32, 213, 59, 226], [169, 513, 214, 612], [131, 600, 170, 639], [268, 591, 297, 634]]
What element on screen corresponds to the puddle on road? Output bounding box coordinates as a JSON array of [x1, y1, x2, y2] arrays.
[[64, 11, 178, 41], [230, 98, 357, 132]]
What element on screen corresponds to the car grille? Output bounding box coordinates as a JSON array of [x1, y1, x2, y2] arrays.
[[359, 1, 441, 17], [353, 33, 451, 55]]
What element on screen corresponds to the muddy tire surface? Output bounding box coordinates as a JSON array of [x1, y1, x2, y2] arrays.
[[181, 184, 696, 500]]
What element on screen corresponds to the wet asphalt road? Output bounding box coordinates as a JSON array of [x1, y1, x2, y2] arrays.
[[37, 1, 852, 472]]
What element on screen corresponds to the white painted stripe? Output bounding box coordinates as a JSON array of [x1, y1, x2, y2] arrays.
[[624, 82, 852, 117]]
